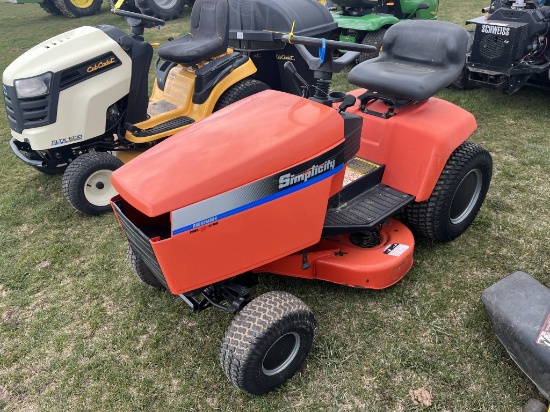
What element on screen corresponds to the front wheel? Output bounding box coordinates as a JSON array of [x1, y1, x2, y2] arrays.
[[52, 0, 103, 17], [62, 152, 124, 215], [127, 245, 164, 289], [404, 141, 492, 242], [220, 291, 316, 395]]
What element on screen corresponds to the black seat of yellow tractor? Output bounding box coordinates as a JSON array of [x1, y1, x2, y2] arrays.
[[157, 0, 229, 66], [348, 20, 469, 101]]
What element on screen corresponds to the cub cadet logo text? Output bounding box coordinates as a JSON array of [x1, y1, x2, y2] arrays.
[[276, 54, 295, 61], [51, 135, 82, 146], [481, 25, 510, 36], [87, 57, 116, 73], [279, 159, 336, 189]]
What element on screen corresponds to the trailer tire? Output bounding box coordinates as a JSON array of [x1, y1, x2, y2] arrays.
[[357, 28, 387, 63], [135, 0, 184, 21], [53, 0, 102, 17], [220, 291, 315, 395], [62, 152, 123, 215], [523, 399, 548, 412], [404, 141, 492, 242], [127, 245, 164, 289], [213, 79, 270, 112], [40, 0, 64, 15]]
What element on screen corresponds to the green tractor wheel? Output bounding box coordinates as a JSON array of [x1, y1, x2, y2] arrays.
[[53, 0, 103, 17]]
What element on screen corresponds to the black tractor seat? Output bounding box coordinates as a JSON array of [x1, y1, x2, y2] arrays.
[[157, 0, 229, 66], [348, 20, 469, 101]]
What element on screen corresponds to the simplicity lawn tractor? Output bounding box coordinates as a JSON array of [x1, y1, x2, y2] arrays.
[[2, 0, 336, 215], [110, 20, 493, 394], [454, 0, 550, 93], [329, 0, 439, 62]]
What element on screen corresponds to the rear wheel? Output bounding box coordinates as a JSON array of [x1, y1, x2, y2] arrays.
[[404, 141, 492, 242], [220, 291, 315, 395], [127, 245, 164, 289], [135, 0, 184, 20], [40, 0, 63, 15], [62, 152, 124, 215], [357, 28, 387, 63], [213, 79, 270, 112], [53, 0, 103, 17]]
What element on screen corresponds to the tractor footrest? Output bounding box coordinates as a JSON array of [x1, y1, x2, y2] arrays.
[[133, 116, 195, 138], [322, 184, 414, 236]]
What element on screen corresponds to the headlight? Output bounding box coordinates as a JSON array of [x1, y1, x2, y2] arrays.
[[14, 73, 52, 99]]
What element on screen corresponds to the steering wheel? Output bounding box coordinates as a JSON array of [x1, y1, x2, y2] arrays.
[[111, 8, 166, 27]]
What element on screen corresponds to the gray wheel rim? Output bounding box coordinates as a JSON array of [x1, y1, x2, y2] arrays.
[[155, 0, 178, 10], [262, 332, 301, 376], [450, 169, 482, 225]]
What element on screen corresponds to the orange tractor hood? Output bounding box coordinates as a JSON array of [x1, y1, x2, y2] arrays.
[[111, 90, 344, 217]]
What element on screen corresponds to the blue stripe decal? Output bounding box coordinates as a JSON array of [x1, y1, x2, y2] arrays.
[[172, 163, 344, 235]]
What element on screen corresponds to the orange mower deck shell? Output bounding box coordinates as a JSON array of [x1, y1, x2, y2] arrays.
[[344, 89, 478, 202], [112, 90, 348, 295], [254, 218, 414, 289]]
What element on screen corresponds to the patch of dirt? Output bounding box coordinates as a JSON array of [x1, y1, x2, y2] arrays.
[[410, 387, 432, 407]]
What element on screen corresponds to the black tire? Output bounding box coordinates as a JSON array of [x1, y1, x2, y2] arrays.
[[127, 244, 164, 289], [108, 0, 141, 12], [52, 0, 102, 17], [40, 0, 63, 15], [135, 0, 184, 21], [404, 141, 492, 242], [449, 30, 475, 90], [61, 152, 124, 215], [523, 399, 548, 412], [357, 28, 387, 64], [213, 79, 270, 112], [220, 291, 316, 395]]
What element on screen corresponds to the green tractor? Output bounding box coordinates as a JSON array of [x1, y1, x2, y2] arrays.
[[329, 0, 439, 62]]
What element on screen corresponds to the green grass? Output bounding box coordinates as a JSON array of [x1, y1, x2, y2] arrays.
[[0, 0, 549, 410]]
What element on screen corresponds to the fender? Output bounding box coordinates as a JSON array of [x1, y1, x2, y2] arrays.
[[347, 89, 477, 202]]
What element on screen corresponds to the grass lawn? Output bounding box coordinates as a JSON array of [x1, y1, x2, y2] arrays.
[[0, 0, 549, 410]]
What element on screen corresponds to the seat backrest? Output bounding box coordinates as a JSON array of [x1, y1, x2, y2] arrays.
[[380, 20, 466, 68], [190, 0, 229, 47]]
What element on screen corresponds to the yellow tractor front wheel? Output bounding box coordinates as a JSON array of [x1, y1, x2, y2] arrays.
[[53, 0, 102, 17]]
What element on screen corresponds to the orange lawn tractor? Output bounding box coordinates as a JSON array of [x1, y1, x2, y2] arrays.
[[110, 20, 493, 394]]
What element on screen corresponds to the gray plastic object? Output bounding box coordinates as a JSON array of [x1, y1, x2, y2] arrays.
[[481, 271, 550, 400]]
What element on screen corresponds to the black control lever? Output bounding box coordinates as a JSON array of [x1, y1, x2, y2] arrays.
[[283, 61, 310, 97], [338, 94, 357, 113]]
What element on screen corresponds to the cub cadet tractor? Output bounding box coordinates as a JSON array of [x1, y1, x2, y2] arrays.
[[2, 0, 336, 215], [454, 0, 550, 93], [111, 19, 492, 394], [330, 0, 439, 62]]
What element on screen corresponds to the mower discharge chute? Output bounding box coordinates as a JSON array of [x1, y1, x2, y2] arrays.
[[454, 0, 550, 93], [2, 0, 336, 215], [111, 20, 493, 394]]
